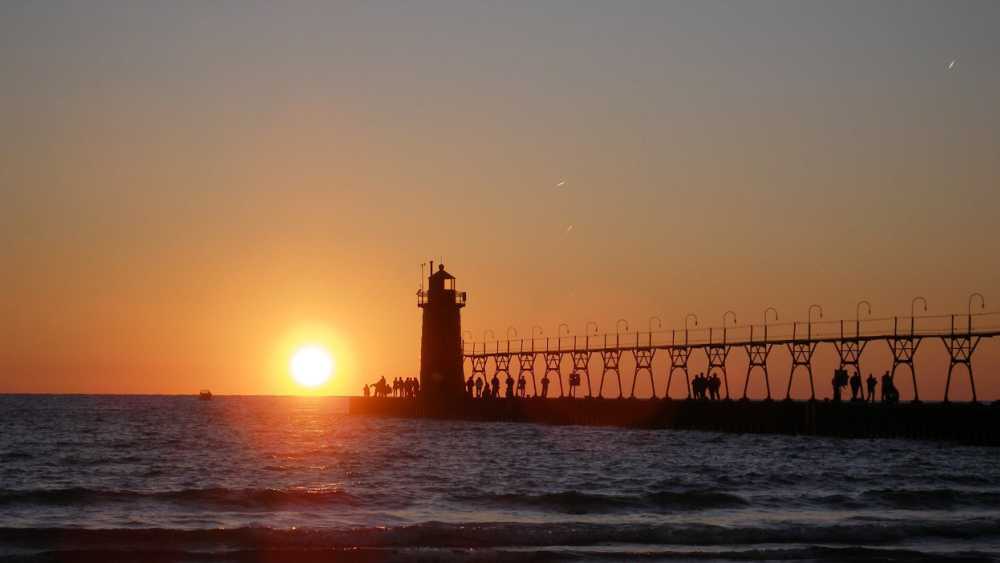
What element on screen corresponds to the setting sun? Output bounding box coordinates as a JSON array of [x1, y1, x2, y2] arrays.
[[290, 345, 334, 388]]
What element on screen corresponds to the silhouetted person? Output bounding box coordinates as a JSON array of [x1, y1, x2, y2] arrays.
[[363, 384, 370, 398], [505, 374, 514, 398], [483, 382, 492, 399], [709, 373, 721, 400], [517, 374, 526, 397], [540, 375, 550, 398], [491, 374, 500, 398], [569, 372, 580, 397], [849, 371, 862, 401], [885, 376, 900, 404], [475, 376, 484, 398], [880, 371, 891, 403], [413, 378, 420, 397], [866, 373, 877, 403], [832, 369, 849, 402], [466, 376, 475, 397]]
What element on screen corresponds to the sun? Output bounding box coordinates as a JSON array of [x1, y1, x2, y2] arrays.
[[290, 345, 334, 388]]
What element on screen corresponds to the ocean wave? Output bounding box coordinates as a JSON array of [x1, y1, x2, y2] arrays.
[[451, 490, 748, 514], [859, 488, 1000, 510], [2, 519, 1000, 551], [775, 488, 1000, 511], [0, 487, 358, 510]]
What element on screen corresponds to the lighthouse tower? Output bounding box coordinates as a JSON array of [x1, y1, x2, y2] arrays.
[[418, 262, 466, 402]]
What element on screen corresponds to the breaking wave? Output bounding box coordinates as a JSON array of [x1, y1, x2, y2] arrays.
[[451, 490, 749, 513]]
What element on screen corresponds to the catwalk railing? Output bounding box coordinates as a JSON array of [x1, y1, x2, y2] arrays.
[[463, 311, 1000, 403]]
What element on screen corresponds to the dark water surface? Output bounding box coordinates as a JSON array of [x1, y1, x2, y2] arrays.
[[1, 395, 999, 561]]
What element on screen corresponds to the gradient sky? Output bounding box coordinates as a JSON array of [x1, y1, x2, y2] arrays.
[[3, 1, 999, 398]]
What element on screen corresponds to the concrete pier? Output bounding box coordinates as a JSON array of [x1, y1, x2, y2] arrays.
[[348, 397, 1000, 446]]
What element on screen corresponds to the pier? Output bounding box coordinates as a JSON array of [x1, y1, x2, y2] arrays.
[[351, 264, 1000, 444], [348, 397, 1000, 445]]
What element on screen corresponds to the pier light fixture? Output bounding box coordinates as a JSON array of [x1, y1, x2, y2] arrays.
[[723, 310, 737, 326], [969, 293, 985, 316], [855, 300, 872, 338], [856, 300, 871, 320], [648, 316, 662, 332], [764, 307, 778, 324], [685, 314, 699, 331], [808, 304, 824, 323], [911, 297, 927, 334], [616, 319, 629, 334]]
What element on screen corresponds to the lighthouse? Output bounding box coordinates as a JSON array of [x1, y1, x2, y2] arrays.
[[418, 262, 467, 402]]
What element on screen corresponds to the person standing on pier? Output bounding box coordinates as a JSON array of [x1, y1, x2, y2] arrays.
[[832, 369, 850, 402], [540, 375, 550, 398], [505, 374, 515, 398], [517, 374, 526, 397], [866, 373, 877, 403], [363, 384, 370, 398], [475, 376, 484, 398], [491, 373, 500, 398], [880, 371, 891, 403], [710, 373, 721, 400], [849, 371, 862, 401], [466, 376, 475, 397]]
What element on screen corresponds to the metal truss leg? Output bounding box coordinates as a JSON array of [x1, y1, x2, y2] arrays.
[[630, 349, 655, 399], [741, 365, 771, 401], [598, 350, 623, 399]]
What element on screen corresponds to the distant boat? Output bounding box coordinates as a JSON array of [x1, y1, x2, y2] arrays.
[[198, 390, 213, 401]]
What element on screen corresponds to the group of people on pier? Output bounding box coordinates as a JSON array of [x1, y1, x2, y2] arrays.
[[465, 373, 550, 399], [363, 369, 906, 404], [364, 376, 420, 399], [691, 372, 723, 400], [831, 369, 900, 404]]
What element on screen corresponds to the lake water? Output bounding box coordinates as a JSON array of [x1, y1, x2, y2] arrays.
[[1, 395, 998, 561]]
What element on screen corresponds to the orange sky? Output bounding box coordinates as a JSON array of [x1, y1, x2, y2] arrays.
[[2, 2, 998, 398]]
